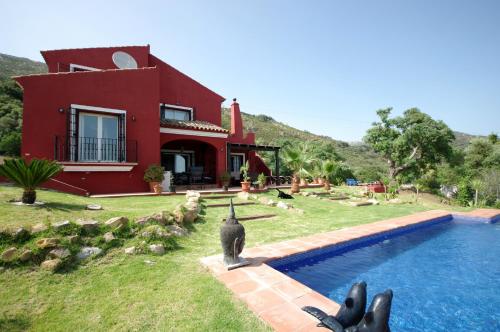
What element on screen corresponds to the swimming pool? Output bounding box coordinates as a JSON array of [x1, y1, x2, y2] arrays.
[[269, 216, 500, 331]]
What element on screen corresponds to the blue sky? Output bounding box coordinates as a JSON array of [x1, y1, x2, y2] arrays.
[[1, 0, 499, 141]]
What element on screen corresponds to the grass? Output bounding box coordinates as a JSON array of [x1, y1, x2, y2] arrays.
[[0, 184, 471, 331]]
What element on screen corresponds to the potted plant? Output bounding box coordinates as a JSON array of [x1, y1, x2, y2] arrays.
[[144, 164, 165, 194], [0, 158, 62, 204], [283, 144, 314, 193], [257, 173, 267, 190], [220, 171, 231, 191], [239, 160, 251, 192]]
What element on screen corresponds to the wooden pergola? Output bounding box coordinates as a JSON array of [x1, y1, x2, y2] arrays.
[[226, 143, 281, 185]]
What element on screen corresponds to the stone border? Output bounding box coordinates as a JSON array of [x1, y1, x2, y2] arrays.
[[200, 209, 500, 331]]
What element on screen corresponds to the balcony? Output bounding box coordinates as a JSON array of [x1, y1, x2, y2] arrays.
[[54, 136, 137, 163]]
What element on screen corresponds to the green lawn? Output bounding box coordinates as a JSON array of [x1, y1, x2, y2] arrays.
[[0, 184, 470, 331]]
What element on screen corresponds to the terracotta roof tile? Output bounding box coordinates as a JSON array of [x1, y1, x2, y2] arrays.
[[160, 119, 229, 133]]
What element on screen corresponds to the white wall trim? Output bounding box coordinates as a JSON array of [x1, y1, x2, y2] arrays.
[[69, 64, 100, 72], [71, 104, 126, 115], [160, 127, 228, 138], [160, 103, 194, 121], [161, 103, 193, 111], [62, 165, 134, 172]]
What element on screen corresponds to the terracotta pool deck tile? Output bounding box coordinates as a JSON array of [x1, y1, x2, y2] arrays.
[[217, 268, 252, 286], [292, 291, 340, 314], [227, 279, 264, 296], [273, 279, 313, 301], [259, 302, 316, 332], [240, 288, 288, 314], [201, 209, 499, 331]]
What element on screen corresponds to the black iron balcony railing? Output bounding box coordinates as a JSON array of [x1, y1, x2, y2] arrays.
[[54, 136, 138, 163]]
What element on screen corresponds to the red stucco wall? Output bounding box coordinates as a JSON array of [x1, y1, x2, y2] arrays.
[[16, 67, 160, 195], [42, 46, 150, 73]]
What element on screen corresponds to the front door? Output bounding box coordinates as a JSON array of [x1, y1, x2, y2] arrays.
[[230, 154, 245, 180]]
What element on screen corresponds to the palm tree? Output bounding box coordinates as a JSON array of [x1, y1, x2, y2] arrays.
[[0, 158, 62, 204], [282, 144, 314, 192], [321, 160, 335, 190], [471, 179, 484, 207]]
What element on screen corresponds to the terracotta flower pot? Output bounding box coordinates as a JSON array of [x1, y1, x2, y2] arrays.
[[324, 181, 331, 191], [153, 184, 163, 195], [318, 178, 325, 185], [241, 181, 251, 192], [149, 181, 160, 193], [313, 178, 319, 184]]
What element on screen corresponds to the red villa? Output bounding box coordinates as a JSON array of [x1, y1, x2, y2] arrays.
[[14, 45, 279, 195]]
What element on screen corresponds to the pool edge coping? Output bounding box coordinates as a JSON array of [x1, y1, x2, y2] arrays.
[[200, 208, 500, 331]]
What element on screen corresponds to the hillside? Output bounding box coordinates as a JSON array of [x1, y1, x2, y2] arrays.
[[0, 53, 47, 79], [0, 51, 484, 180], [221, 108, 387, 176]]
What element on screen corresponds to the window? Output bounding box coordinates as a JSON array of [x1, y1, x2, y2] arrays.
[[161, 151, 193, 173], [161, 104, 192, 121], [78, 113, 119, 161]]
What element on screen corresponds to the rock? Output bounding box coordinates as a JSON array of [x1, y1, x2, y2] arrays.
[[76, 247, 102, 260], [36, 238, 60, 249], [173, 205, 185, 224], [124, 246, 136, 255], [310, 194, 319, 198], [185, 190, 201, 200], [53, 220, 71, 230], [167, 224, 188, 237], [259, 197, 271, 205], [140, 225, 171, 239], [86, 204, 102, 210], [49, 248, 71, 259], [31, 223, 48, 234], [184, 200, 201, 213], [67, 235, 80, 244], [237, 191, 250, 200], [105, 216, 129, 228], [183, 209, 198, 223], [367, 198, 380, 205], [40, 258, 62, 272], [266, 199, 277, 207], [76, 219, 100, 231], [144, 260, 155, 265], [19, 249, 33, 262], [1, 247, 18, 262], [103, 232, 115, 243], [187, 196, 200, 203], [277, 201, 292, 210], [13, 227, 30, 242], [135, 211, 172, 226], [149, 244, 165, 255], [300, 192, 310, 197]]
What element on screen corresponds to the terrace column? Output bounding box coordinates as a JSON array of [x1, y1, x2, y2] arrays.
[[275, 149, 280, 185]]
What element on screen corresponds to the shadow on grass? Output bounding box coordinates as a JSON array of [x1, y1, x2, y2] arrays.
[[0, 314, 31, 332], [38, 202, 88, 212]]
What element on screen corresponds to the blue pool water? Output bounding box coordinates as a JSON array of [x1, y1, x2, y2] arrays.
[[269, 216, 500, 331]]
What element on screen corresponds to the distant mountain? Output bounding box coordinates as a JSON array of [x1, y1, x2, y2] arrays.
[[0, 53, 47, 79], [221, 108, 387, 174], [0, 51, 484, 174], [452, 131, 482, 150]]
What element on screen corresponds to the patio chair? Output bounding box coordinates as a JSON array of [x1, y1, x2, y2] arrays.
[[189, 166, 206, 188]]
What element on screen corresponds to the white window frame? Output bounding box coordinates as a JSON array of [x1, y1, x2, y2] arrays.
[[160, 103, 194, 121], [230, 153, 246, 180], [78, 112, 120, 162], [161, 149, 195, 173], [69, 64, 100, 72]]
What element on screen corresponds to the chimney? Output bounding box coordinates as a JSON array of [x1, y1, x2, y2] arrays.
[[230, 98, 244, 138]]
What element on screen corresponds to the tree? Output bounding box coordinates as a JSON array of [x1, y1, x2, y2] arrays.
[[470, 179, 484, 207], [0, 158, 62, 204], [465, 138, 494, 170], [364, 108, 455, 181]]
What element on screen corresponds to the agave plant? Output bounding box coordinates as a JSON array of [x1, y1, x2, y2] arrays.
[[0, 158, 62, 204]]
